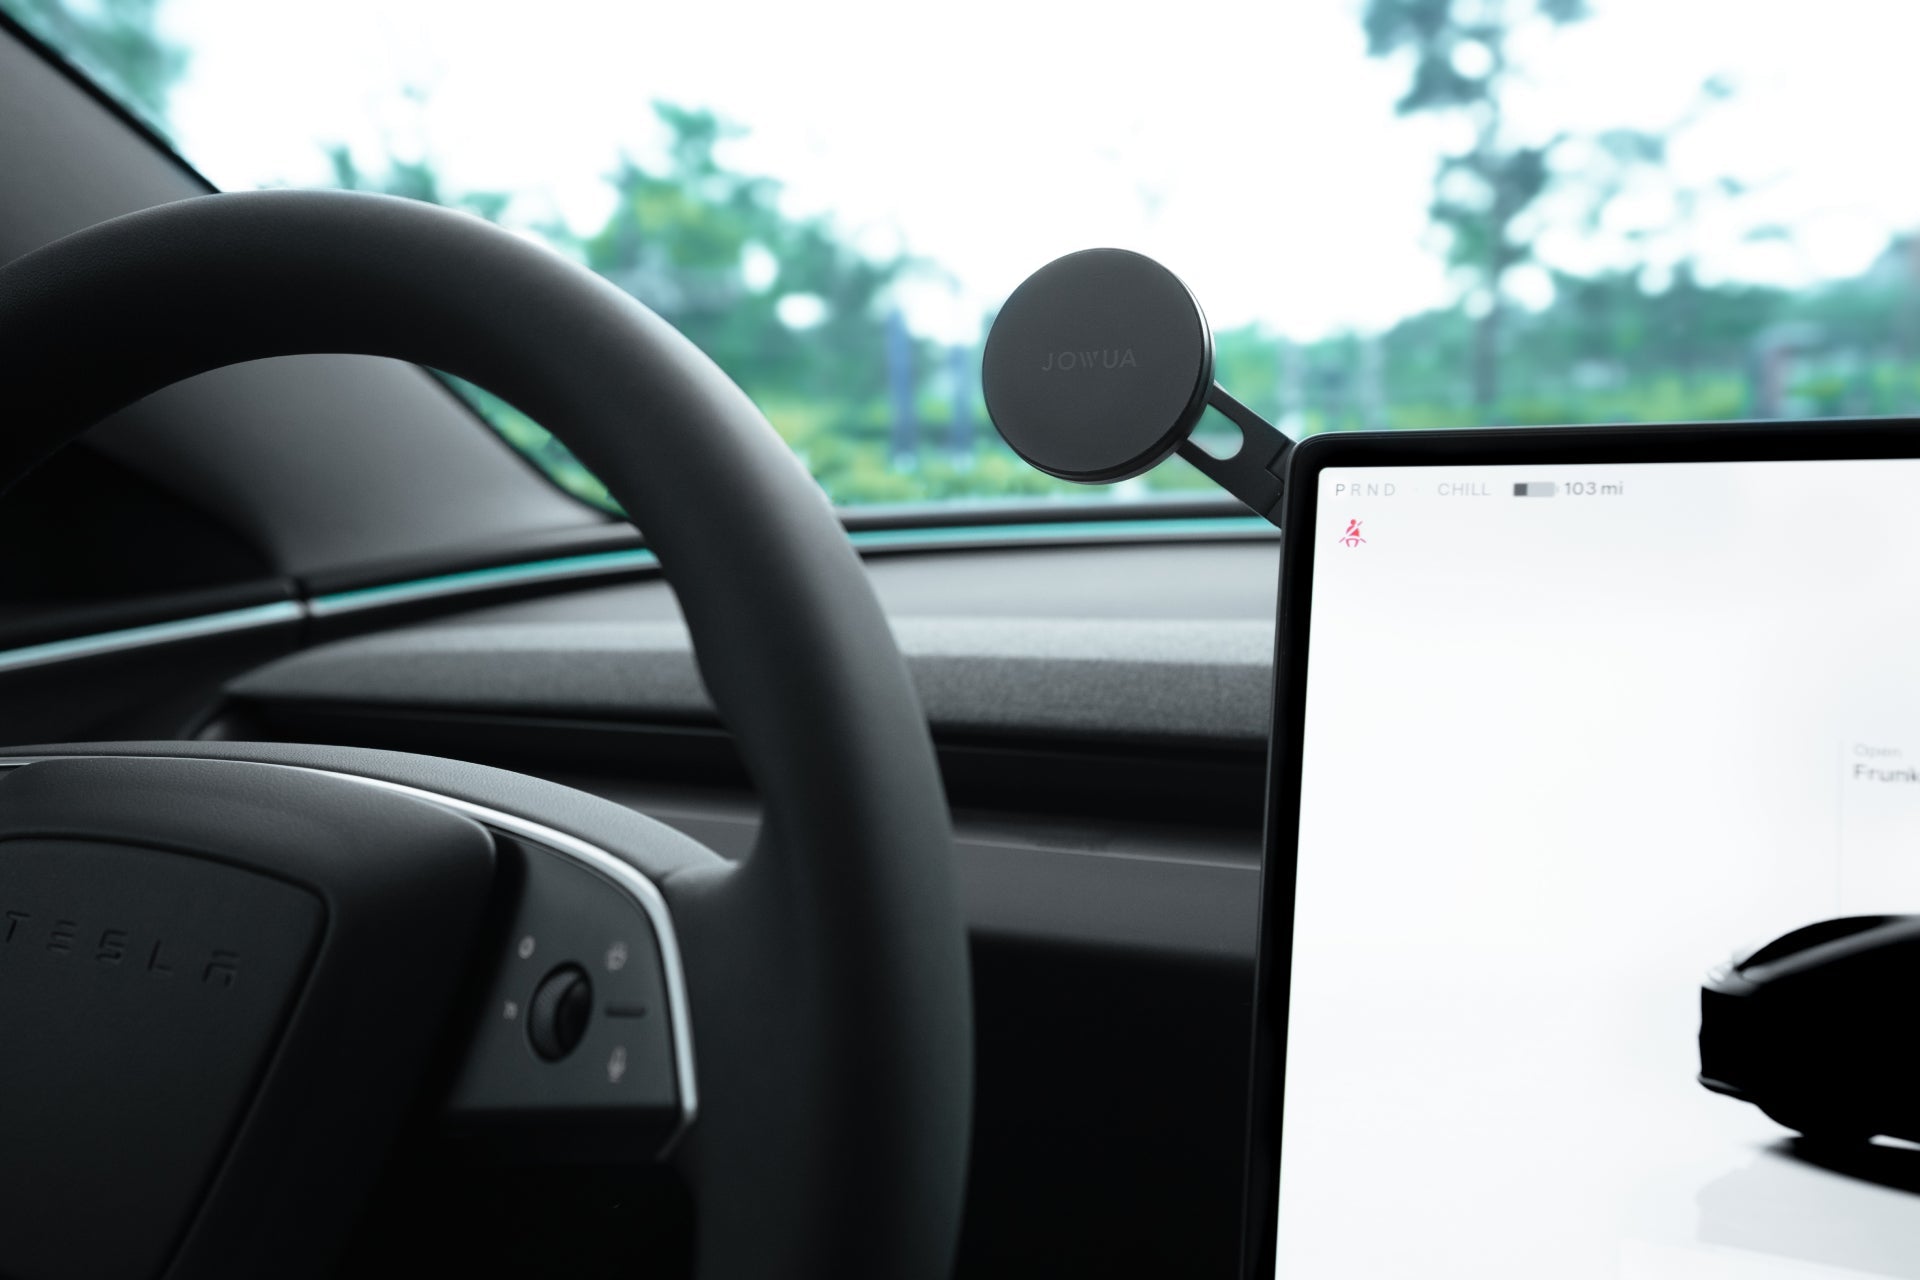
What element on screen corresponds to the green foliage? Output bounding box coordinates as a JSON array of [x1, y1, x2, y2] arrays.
[[12, 0, 1920, 516], [326, 146, 511, 222], [1362, 0, 1677, 407], [442, 378, 615, 510], [3, 0, 185, 134], [1213, 326, 1284, 420], [323, 103, 950, 511], [1273, 252, 1920, 437], [1365, 0, 1587, 114], [566, 105, 907, 412]]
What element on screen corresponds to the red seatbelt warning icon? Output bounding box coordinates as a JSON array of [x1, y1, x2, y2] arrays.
[[1339, 518, 1366, 548]]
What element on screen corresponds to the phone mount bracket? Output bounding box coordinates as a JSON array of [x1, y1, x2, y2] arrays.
[[981, 248, 1293, 526]]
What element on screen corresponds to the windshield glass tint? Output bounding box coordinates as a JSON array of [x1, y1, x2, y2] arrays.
[[7, 0, 1917, 512]]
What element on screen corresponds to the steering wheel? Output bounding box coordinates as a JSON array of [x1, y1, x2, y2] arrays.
[[0, 191, 972, 1280]]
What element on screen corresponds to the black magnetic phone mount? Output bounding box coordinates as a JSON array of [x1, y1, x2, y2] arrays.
[[981, 248, 1293, 526]]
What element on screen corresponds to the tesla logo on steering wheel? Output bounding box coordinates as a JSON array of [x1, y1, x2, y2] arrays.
[[2, 904, 241, 991]]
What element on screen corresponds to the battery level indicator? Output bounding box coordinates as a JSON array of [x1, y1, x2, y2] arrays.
[[1513, 482, 1557, 498]]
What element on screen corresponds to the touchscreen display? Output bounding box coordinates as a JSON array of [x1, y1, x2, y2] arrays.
[[1280, 457, 1920, 1278]]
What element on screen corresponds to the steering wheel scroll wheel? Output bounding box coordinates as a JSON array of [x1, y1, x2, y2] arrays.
[[0, 190, 972, 1280]]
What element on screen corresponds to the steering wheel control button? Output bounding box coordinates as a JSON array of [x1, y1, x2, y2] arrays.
[[444, 838, 679, 1154], [528, 964, 592, 1061]]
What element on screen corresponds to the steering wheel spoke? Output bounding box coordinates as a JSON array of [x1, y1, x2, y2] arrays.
[[0, 755, 495, 1280]]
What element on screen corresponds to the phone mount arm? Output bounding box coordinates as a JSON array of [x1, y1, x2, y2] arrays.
[[1176, 383, 1292, 523]]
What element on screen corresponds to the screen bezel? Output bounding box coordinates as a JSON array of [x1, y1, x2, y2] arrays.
[[1241, 416, 1920, 1277]]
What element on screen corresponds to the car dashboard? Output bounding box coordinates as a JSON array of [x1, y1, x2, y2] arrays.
[[193, 534, 1280, 1277]]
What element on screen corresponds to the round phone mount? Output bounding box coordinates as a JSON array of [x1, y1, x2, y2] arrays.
[[983, 248, 1293, 524], [982, 249, 1213, 484]]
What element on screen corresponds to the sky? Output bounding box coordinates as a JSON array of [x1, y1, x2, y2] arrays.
[[156, 0, 1920, 342]]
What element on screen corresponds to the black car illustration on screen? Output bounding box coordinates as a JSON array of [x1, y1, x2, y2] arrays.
[[1700, 914, 1920, 1143]]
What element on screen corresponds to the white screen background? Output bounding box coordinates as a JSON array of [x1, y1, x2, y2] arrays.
[[1281, 459, 1920, 1279]]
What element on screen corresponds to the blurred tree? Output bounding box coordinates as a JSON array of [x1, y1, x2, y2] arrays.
[[324, 145, 511, 222], [567, 104, 907, 414], [4, 0, 185, 131], [1364, 0, 1673, 409], [319, 103, 932, 507]]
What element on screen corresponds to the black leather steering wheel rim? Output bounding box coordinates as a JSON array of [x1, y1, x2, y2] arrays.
[[0, 189, 972, 1278]]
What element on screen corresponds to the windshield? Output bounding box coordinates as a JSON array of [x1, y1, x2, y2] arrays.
[[7, 0, 1916, 514]]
